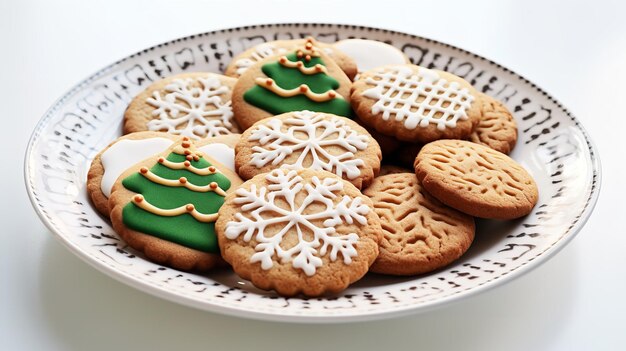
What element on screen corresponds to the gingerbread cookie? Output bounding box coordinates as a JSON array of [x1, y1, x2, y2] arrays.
[[414, 140, 538, 219], [235, 110, 381, 189], [333, 39, 409, 77], [468, 93, 518, 154], [351, 64, 481, 143], [226, 38, 358, 80], [124, 72, 239, 139], [216, 168, 381, 296], [232, 38, 353, 130], [363, 173, 474, 275], [108, 138, 243, 271], [87, 132, 240, 217]]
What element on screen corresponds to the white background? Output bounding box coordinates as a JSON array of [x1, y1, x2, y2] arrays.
[[2, 0, 625, 350]]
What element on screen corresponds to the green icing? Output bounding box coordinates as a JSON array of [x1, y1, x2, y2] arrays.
[[244, 51, 352, 117], [121, 151, 230, 253]]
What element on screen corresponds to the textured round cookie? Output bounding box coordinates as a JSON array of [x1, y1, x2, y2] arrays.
[[414, 140, 538, 219], [235, 110, 381, 189], [363, 173, 474, 275], [108, 138, 243, 271], [232, 38, 353, 130], [468, 93, 518, 154], [124, 72, 239, 139], [378, 164, 412, 176], [216, 168, 382, 297], [351, 64, 481, 143], [225, 38, 358, 80]]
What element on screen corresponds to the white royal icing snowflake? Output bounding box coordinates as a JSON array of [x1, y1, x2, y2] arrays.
[[362, 66, 475, 131], [224, 169, 369, 276], [146, 75, 235, 139], [248, 110, 369, 180]]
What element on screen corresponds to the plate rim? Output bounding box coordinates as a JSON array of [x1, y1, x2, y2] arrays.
[[23, 22, 602, 323]]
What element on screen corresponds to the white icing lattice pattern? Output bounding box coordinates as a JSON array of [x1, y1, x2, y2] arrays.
[[224, 169, 369, 276], [146, 75, 235, 139], [362, 66, 475, 131], [248, 111, 369, 179]]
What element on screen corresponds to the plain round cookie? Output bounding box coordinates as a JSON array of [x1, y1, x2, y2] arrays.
[[363, 173, 474, 275], [216, 168, 382, 297], [468, 93, 518, 154], [351, 64, 481, 143], [108, 139, 243, 271], [414, 140, 538, 219], [225, 38, 358, 80], [232, 39, 353, 131], [87, 131, 181, 217], [235, 111, 382, 189], [124, 72, 239, 139]]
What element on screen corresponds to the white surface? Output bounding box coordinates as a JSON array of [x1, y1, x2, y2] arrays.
[[2, 0, 624, 349]]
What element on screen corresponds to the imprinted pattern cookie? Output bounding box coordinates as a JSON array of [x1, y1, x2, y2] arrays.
[[363, 173, 474, 275], [414, 140, 538, 219], [232, 38, 353, 130], [108, 138, 243, 271], [124, 72, 239, 139], [235, 110, 381, 189], [216, 168, 381, 296], [468, 93, 518, 154], [351, 64, 481, 143]]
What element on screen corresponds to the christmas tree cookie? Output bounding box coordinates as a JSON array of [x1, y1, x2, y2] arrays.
[[108, 137, 243, 271], [232, 37, 353, 130]]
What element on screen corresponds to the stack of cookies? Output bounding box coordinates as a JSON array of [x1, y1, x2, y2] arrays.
[[87, 37, 538, 297]]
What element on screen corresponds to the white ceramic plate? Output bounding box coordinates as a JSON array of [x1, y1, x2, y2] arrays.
[[24, 23, 601, 323]]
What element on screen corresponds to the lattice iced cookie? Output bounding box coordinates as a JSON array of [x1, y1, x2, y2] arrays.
[[124, 72, 239, 139], [108, 138, 243, 271], [351, 64, 481, 143], [232, 38, 353, 130], [216, 168, 381, 296], [225, 38, 358, 80], [235, 110, 382, 189], [414, 140, 538, 219], [469, 93, 518, 154], [363, 173, 474, 275]]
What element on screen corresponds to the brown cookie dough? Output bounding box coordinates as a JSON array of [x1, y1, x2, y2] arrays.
[[235, 111, 381, 189], [351, 64, 481, 143], [414, 140, 538, 219], [216, 168, 382, 296], [468, 93, 518, 154], [108, 138, 243, 271], [363, 173, 475, 275], [124, 72, 239, 139]]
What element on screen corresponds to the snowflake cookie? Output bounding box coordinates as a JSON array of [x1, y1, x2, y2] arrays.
[[216, 168, 382, 297], [235, 110, 382, 189], [351, 64, 482, 143], [124, 72, 240, 139]]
